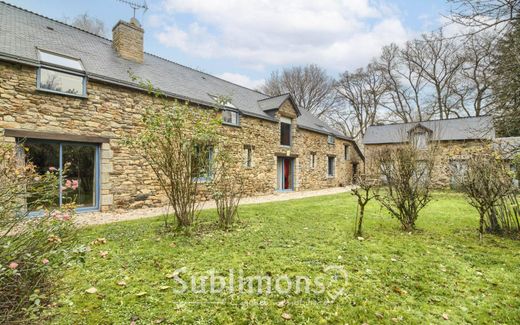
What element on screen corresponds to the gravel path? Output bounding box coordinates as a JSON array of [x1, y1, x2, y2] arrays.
[[76, 186, 354, 226]]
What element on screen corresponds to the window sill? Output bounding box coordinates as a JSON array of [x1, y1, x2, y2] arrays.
[[327, 175, 335, 179], [36, 87, 87, 99], [280, 144, 292, 149]]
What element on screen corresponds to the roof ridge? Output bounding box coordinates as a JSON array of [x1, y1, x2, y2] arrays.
[[369, 115, 492, 127], [0, 1, 113, 42], [1, 1, 269, 98]]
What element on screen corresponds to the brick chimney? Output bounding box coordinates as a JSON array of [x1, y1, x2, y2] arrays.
[[112, 17, 144, 63]]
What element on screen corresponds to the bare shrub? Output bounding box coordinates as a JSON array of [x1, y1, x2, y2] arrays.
[[351, 174, 378, 237], [456, 149, 516, 240], [208, 148, 244, 230], [126, 78, 221, 230], [373, 143, 437, 231]]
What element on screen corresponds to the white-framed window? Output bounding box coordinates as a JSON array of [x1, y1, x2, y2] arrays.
[[327, 156, 335, 177], [37, 49, 86, 97], [280, 117, 292, 146], [222, 110, 239, 126], [328, 135, 335, 145], [412, 132, 428, 150], [310, 152, 316, 169], [344, 144, 350, 160], [193, 144, 214, 182]]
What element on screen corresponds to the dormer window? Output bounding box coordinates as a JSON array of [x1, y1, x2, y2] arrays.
[[211, 95, 240, 126], [412, 132, 428, 150], [37, 49, 86, 97], [222, 110, 239, 126]]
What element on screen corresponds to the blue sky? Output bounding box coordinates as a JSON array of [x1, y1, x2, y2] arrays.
[[7, 0, 450, 89]]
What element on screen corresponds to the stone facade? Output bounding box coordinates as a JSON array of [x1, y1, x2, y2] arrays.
[[364, 140, 489, 188], [0, 61, 363, 212]]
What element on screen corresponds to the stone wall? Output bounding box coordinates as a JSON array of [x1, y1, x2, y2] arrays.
[[0, 61, 363, 212], [364, 140, 488, 187]]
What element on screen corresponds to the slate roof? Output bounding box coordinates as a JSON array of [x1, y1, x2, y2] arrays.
[[0, 1, 350, 140], [363, 116, 495, 144]]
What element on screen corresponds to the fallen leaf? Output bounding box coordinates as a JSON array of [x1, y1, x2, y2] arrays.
[[392, 287, 408, 296], [169, 243, 176, 248], [442, 313, 449, 320], [117, 280, 127, 287], [91, 237, 107, 245], [357, 236, 365, 241], [159, 285, 171, 290], [135, 292, 147, 297], [276, 300, 286, 308], [391, 258, 397, 262], [85, 287, 98, 294], [99, 251, 109, 258], [281, 313, 292, 320]]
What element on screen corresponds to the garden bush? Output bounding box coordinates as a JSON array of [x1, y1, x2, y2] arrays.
[[0, 143, 79, 323]]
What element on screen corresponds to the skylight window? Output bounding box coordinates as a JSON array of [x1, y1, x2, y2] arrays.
[[38, 50, 84, 70], [37, 49, 86, 97]]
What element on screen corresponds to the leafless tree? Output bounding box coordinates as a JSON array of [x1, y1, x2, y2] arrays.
[[403, 30, 465, 119], [68, 13, 106, 37], [451, 33, 496, 117], [351, 174, 379, 237], [447, 0, 520, 35], [377, 44, 432, 122], [260, 64, 338, 118], [335, 63, 387, 139]]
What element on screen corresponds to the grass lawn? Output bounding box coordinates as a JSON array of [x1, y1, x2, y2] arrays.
[[51, 192, 520, 324]]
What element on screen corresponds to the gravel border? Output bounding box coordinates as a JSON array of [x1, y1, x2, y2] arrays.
[[76, 186, 354, 226]]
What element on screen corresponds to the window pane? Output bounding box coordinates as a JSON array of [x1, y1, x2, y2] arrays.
[[39, 50, 83, 70], [62, 144, 97, 208], [280, 123, 291, 146], [328, 157, 335, 176], [39, 68, 84, 96], [223, 110, 238, 125], [193, 145, 213, 179], [23, 141, 60, 208]]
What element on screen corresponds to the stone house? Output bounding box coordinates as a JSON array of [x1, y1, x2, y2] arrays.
[[363, 116, 495, 187], [0, 3, 364, 212]]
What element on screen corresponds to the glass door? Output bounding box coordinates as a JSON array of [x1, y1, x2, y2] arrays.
[[22, 139, 100, 211]]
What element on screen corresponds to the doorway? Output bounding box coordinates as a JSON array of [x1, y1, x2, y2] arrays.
[[277, 157, 294, 191], [352, 162, 359, 184]]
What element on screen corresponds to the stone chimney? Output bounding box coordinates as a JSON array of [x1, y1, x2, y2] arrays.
[[112, 17, 144, 63]]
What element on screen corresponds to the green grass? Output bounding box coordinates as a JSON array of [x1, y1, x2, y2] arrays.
[[51, 192, 520, 324]]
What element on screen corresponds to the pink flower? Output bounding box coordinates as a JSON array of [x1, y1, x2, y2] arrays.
[[42, 258, 49, 265], [61, 213, 71, 221], [71, 180, 79, 190], [65, 179, 72, 189], [49, 167, 57, 172], [8, 262, 18, 270]]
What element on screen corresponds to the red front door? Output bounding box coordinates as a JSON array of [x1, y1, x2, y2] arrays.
[[283, 158, 291, 190]]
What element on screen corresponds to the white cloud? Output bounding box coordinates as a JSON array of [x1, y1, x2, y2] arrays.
[[154, 0, 412, 72], [217, 72, 264, 90]]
